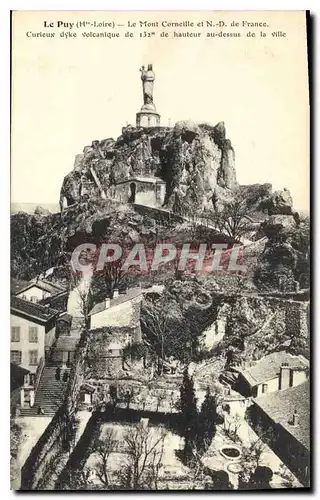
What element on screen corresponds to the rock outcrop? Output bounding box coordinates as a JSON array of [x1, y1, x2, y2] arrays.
[[265, 188, 293, 215], [59, 121, 237, 215], [254, 210, 304, 292]]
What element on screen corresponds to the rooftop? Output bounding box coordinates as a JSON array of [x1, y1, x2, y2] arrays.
[[240, 352, 309, 387], [254, 381, 310, 450], [89, 287, 144, 316], [17, 278, 65, 296], [57, 312, 73, 325], [116, 176, 166, 185], [11, 296, 59, 324]]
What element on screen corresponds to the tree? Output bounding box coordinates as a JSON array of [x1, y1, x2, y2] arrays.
[[178, 368, 198, 457], [118, 424, 166, 490], [140, 299, 176, 374], [238, 433, 267, 488], [206, 470, 234, 490], [291, 215, 310, 287], [76, 284, 94, 330], [122, 342, 147, 369], [94, 429, 117, 487], [197, 387, 218, 454], [102, 243, 130, 298], [63, 468, 92, 490], [209, 195, 251, 241], [248, 466, 273, 490], [224, 413, 243, 443]]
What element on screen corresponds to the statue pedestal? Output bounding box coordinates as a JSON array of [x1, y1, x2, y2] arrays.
[[136, 109, 160, 128]]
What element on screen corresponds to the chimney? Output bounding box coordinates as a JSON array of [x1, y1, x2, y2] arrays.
[[279, 362, 290, 390], [291, 409, 299, 426], [113, 289, 119, 298], [105, 298, 111, 309]]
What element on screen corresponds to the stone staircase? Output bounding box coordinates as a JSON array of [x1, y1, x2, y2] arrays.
[[19, 367, 70, 417]]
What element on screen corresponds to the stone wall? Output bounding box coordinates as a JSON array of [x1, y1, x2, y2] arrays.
[[20, 405, 71, 490], [133, 204, 185, 226], [55, 413, 101, 490], [20, 330, 91, 490]]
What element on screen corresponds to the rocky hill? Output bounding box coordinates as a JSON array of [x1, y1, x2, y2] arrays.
[[11, 118, 309, 293], [60, 121, 237, 214], [11, 197, 231, 282]]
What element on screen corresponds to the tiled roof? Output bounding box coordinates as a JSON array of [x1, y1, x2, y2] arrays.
[[240, 352, 309, 387], [57, 313, 73, 325], [89, 288, 144, 316], [116, 176, 166, 185], [254, 381, 310, 450], [81, 382, 96, 393], [11, 296, 59, 324], [17, 278, 65, 296], [55, 336, 79, 351]]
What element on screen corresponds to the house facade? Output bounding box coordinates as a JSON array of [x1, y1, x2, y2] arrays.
[[50, 336, 78, 367], [11, 296, 59, 373], [235, 352, 309, 398], [112, 176, 166, 208], [89, 288, 143, 339], [15, 278, 65, 304], [88, 288, 145, 377], [248, 381, 310, 487]]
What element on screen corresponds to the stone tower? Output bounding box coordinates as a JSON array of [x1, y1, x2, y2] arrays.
[[136, 64, 160, 128]]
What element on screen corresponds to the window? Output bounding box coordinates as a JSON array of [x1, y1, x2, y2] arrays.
[[29, 326, 38, 343], [11, 350, 22, 364], [11, 326, 20, 342], [262, 383, 268, 394], [30, 296, 38, 303], [29, 350, 38, 365]]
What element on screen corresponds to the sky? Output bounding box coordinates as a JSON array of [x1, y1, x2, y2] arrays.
[[11, 11, 309, 212]]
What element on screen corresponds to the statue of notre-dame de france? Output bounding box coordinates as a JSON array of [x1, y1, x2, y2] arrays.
[[140, 64, 155, 106], [136, 64, 160, 127]]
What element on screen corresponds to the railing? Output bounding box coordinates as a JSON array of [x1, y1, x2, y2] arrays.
[[34, 356, 45, 395]]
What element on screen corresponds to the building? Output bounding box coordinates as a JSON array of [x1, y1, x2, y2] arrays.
[[113, 176, 166, 208], [249, 381, 310, 487], [39, 290, 69, 313], [88, 288, 146, 377], [79, 382, 96, 406], [55, 313, 73, 336], [10, 363, 32, 412], [11, 296, 59, 373], [89, 287, 144, 337], [235, 352, 309, 398], [14, 277, 65, 304], [50, 336, 79, 367]]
